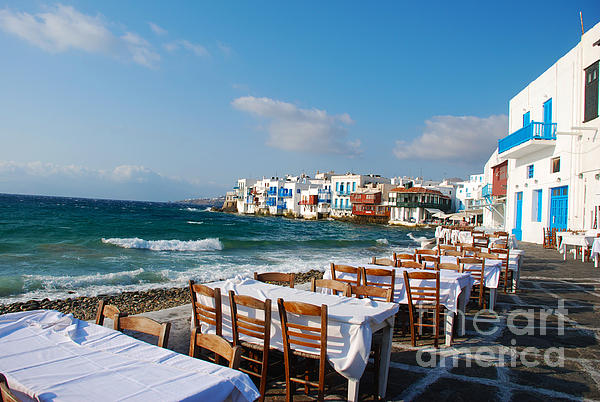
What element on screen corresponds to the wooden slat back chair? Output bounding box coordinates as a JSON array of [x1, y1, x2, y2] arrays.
[[95, 300, 125, 326], [189, 280, 223, 336], [362, 267, 395, 301], [471, 230, 484, 236], [0, 374, 19, 402], [455, 242, 471, 249], [277, 299, 328, 401], [438, 244, 457, 253], [190, 329, 242, 369], [254, 272, 295, 288], [416, 249, 437, 258], [393, 252, 416, 262], [460, 245, 481, 256], [229, 291, 271, 401], [438, 263, 462, 272], [476, 251, 499, 260], [403, 271, 442, 348], [459, 257, 486, 308], [310, 278, 350, 297], [400, 260, 425, 269], [330, 263, 362, 287], [114, 315, 171, 348], [442, 249, 463, 257], [370, 257, 397, 267], [419, 255, 440, 270], [490, 247, 511, 293], [472, 235, 489, 248], [350, 285, 393, 302]]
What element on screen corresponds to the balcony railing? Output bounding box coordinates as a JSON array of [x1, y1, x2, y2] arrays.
[[481, 184, 492, 198], [498, 122, 557, 153]]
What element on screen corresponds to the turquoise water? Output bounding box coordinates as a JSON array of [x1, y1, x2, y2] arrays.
[[0, 193, 432, 303]]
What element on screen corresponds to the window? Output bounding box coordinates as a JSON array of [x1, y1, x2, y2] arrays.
[[551, 157, 560, 173], [296, 189, 300, 194], [523, 111, 530, 126], [334, 199, 338, 208], [527, 164, 534, 179], [336, 182, 339, 192], [532, 190, 542, 222], [352, 182, 356, 192], [584, 60, 599, 122], [340, 183, 344, 193], [346, 199, 350, 208]]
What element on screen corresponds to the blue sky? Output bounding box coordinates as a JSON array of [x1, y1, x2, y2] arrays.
[[0, 1, 598, 201]]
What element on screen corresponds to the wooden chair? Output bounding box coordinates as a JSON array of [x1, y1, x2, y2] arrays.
[[190, 329, 242, 369], [490, 248, 511, 293], [0, 374, 19, 402], [254, 272, 295, 288], [438, 244, 457, 253], [459, 257, 486, 308], [189, 280, 223, 336], [393, 253, 416, 262], [350, 285, 393, 302], [95, 300, 125, 326], [442, 249, 463, 257], [494, 231, 509, 238], [461, 245, 481, 256], [419, 254, 440, 269], [277, 299, 329, 401], [399, 260, 425, 269], [472, 235, 489, 248], [114, 315, 171, 348], [330, 263, 362, 286], [310, 278, 350, 297], [403, 271, 442, 348], [415, 249, 437, 258], [476, 251, 499, 260], [370, 257, 397, 267], [438, 263, 462, 272], [361, 267, 395, 301], [229, 291, 272, 401]]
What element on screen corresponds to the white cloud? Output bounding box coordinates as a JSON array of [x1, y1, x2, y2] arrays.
[[0, 161, 224, 201], [231, 96, 360, 156], [393, 115, 508, 164], [0, 4, 159, 68], [148, 22, 166, 36], [164, 39, 209, 57]]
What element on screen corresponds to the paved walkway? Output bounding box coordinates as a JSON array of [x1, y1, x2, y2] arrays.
[[138, 243, 600, 401]]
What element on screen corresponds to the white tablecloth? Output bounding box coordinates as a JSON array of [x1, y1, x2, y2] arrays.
[[200, 278, 398, 382], [558, 234, 595, 253], [323, 265, 473, 314], [438, 256, 501, 289], [592, 238, 600, 260], [0, 310, 259, 402]]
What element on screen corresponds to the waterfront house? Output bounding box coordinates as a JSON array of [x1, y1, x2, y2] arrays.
[[388, 187, 451, 224], [331, 174, 390, 217], [350, 183, 394, 220], [235, 178, 258, 214], [483, 21, 600, 243]]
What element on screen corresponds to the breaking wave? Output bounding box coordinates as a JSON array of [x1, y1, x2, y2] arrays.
[[376, 238, 389, 245], [101, 237, 223, 251], [187, 221, 204, 225]]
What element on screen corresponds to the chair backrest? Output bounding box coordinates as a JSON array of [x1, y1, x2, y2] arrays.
[[494, 231, 509, 238], [114, 315, 171, 348], [189, 280, 222, 336], [393, 252, 416, 262], [229, 291, 271, 346], [415, 249, 437, 256], [442, 249, 463, 257], [403, 271, 440, 307], [310, 278, 350, 296], [400, 260, 425, 269], [370, 257, 397, 267], [330, 263, 362, 286], [472, 235, 489, 248], [419, 254, 440, 265], [455, 242, 471, 248], [438, 263, 462, 272], [190, 330, 242, 369], [459, 257, 485, 281], [461, 245, 481, 256], [0, 374, 19, 402], [361, 267, 395, 298], [277, 299, 327, 386], [476, 251, 499, 260], [95, 300, 125, 326], [350, 285, 393, 302], [438, 245, 457, 252], [254, 272, 295, 288]]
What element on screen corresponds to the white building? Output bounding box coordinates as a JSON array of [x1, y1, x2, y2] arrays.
[[330, 174, 390, 217], [489, 22, 600, 243], [235, 178, 257, 214], [455, 174, 485, 212]]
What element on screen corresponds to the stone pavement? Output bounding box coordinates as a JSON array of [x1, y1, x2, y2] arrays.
[[136, 243, 600, 401]]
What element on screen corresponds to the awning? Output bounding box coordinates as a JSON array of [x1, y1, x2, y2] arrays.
[[425, 208, 443, 214]]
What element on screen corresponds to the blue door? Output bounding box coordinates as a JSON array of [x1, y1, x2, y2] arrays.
[[550, 186, 568, 230], [523, 111, 530, 126], [513, 192, 523, 241], [543, 98, 552, 137]]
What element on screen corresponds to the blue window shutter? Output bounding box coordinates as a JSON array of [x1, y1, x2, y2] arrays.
[[537, 190, 542, 222], [523, 111, 530, 126], [352, 182, 356, 191], [336, 182, 339, 192]]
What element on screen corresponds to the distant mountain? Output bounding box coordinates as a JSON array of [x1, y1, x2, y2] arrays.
[[174, 196, 225, 207]]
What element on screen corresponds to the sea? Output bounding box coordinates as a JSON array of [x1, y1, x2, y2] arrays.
[[0, 193, 433, 304]]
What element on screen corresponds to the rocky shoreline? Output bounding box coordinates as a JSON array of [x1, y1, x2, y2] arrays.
[[0, 270, 324, 321]]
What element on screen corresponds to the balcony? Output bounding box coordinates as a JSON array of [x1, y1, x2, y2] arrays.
[[498, 122, 557, 157], [481, 184, 492, 198], [393, 201, 450, 210], [267, 188, 277, 196], [278, 188, 293, 197]]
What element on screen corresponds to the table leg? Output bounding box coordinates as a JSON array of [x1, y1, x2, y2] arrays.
[[489, 288, 497, 311], [596, 255, 599, 268], [456, 288, 467, 337], [445, 312, 454, 346], [377, 316, 395, 400], [348, 379, 359, 402]]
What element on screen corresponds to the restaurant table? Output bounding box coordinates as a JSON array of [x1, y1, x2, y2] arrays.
[[434, 227, 518, 249], [557, 233, 595, 262], [323, 265, 474, 346], [200, 277, 398, 402], [0, 310, 259, 402]]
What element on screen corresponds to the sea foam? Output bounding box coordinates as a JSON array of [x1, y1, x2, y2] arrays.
[[101, 237, 223, 251]]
